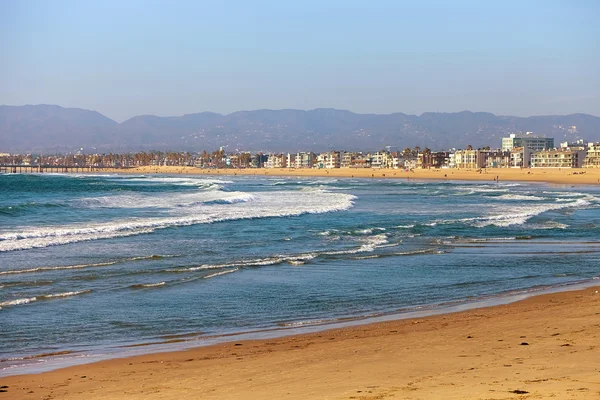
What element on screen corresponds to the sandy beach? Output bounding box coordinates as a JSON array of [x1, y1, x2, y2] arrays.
[[97, 166, 600, 186], [2, 285, 599, 399]]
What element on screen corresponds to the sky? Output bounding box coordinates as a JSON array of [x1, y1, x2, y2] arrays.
[[1, 0, 599, 122]]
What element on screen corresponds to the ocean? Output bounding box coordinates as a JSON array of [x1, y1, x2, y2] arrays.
[[1, 173, 599, 375]]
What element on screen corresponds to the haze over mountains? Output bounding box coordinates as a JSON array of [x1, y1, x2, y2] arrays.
[[1, 104, 599, 153]]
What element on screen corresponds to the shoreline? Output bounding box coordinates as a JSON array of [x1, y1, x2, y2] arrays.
[[2, 282, 600, 399], [2, 277, 599, 378], [92, 165, 600, 185]]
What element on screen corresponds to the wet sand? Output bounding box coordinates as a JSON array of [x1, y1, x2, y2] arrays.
[[99, 166, 600, 185], [2, 285, 600, 399]]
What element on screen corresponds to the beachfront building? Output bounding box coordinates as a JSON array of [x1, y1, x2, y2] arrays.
[[482, 150, 511, 168], [453, 149, 484, 169], [290, 152, 315, 168], [370, 151, 394, 168], [509, 147, 532, 168], [584, 143, 600, 168], [340, 152, 356, 168], [530, 148, 587, 168], [350, 155, 371, 168], [417, 151, 450, 169], [265, 154, 286, 168], [501, 133, 554, 152], [315, 151, 341, 169]]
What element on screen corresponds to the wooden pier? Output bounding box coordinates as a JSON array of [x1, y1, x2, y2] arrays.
[[0, 165, 108, 174]]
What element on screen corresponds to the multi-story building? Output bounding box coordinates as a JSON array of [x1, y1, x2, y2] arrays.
[[291, 152, 315, 168], [584, 143, 600, 168], [340, 152, 360, 168], [509, 147, 532, 168], [502, 133, 554, 151], [482, 150, 511, 168], [324, 151, 341, 169], [370, 152, 389, 168], [453, 149, 484, 169], [417, 151, 450, 169], [265, 154, 286, 168], [530, 149, 587, 168]]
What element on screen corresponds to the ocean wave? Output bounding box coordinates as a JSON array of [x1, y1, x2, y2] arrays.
[[0, 297, 37, 308], [0, 261, 117, 275], [171, 234, 391, 273], [129, 282, 166, 289], [0, 191, 356, 252], [0, 290, 90, 309], [0, 201, 67, 215], [438, 196, 595, 228], [495, 194, 546, 201], [0, 255, 169, 275], [173, 253, 319, 272], [40, 290, 91, 299], [203, 268, 239, 279], [119, 176, 233, 186], [78, 190, 254, 209]]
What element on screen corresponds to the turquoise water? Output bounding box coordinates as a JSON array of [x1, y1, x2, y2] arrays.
[[1, 173, 599, 375]]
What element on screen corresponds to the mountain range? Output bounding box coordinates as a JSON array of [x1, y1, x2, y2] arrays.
[[1, 104, 599, 153]]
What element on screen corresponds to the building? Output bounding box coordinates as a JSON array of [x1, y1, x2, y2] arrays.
[[265, 154, 286, 168], [340, 152, 360, 168], [584, 143, 600, 168], [509, 147, 532, 168], [417, 151, 450, 169], [453, 149, 484, 169], [370, 152, 391, 168], [530, 149, 587, 168], [502, 133, 554, 151], [482, 150, 511, 168], [290, 152, 315, 168]]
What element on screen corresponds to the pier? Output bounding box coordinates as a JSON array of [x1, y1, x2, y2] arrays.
[[0, 165, 109, 174]]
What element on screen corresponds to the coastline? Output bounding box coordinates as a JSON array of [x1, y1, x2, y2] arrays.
[[2, 283, 600, 399], [95, 165, 600, 185]]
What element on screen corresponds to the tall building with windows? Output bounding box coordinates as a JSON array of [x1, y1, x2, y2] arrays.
[[501, 133, 554, 151]]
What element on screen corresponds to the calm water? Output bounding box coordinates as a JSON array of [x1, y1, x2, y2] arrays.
[[1, 173, 599, 375]]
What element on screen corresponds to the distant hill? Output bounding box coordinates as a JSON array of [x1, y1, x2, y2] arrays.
[[1, 105, 599, 153]]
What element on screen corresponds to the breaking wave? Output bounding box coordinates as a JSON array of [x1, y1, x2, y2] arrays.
[[0, 190, 356, 252]]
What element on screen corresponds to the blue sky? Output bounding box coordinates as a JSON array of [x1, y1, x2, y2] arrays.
[[1, 0, 598, 121]]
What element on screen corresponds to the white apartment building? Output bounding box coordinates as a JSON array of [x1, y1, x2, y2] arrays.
[[584, 143, 600, 168], [502, 133, 554, 151], [509, 147, 532, 168], [530, 149, 587, 168], [265, 154, 286, 168]]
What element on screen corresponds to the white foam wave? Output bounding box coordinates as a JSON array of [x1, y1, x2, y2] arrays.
[[495, 194, 546, 201], [177, 253, 318, 272], [203, 268, 239, 279], [0, 261, 117, 275], [78, 190, 254, 209], [461, 187, 510, 193], [140, 282, 166, 288], [0, 191, 356, 252], [0, 297, 37, 307], [529, 221, 569, 230], [40, 290, 90, 299], [0, 290, 89, 309], [120, 176, 233, 186], [325, 234, 389, 255], [463, 197, 593, 227]]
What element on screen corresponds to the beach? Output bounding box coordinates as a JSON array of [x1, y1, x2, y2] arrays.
[[2, 285, 599, 399], [2, 172, 600, 399], [99, 166, 600, 186]]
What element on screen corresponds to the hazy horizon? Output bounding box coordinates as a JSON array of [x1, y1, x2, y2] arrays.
[[1, 0, 599, 122]]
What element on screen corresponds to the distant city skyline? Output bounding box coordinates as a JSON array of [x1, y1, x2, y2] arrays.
[[1, 0, 599, 122]]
